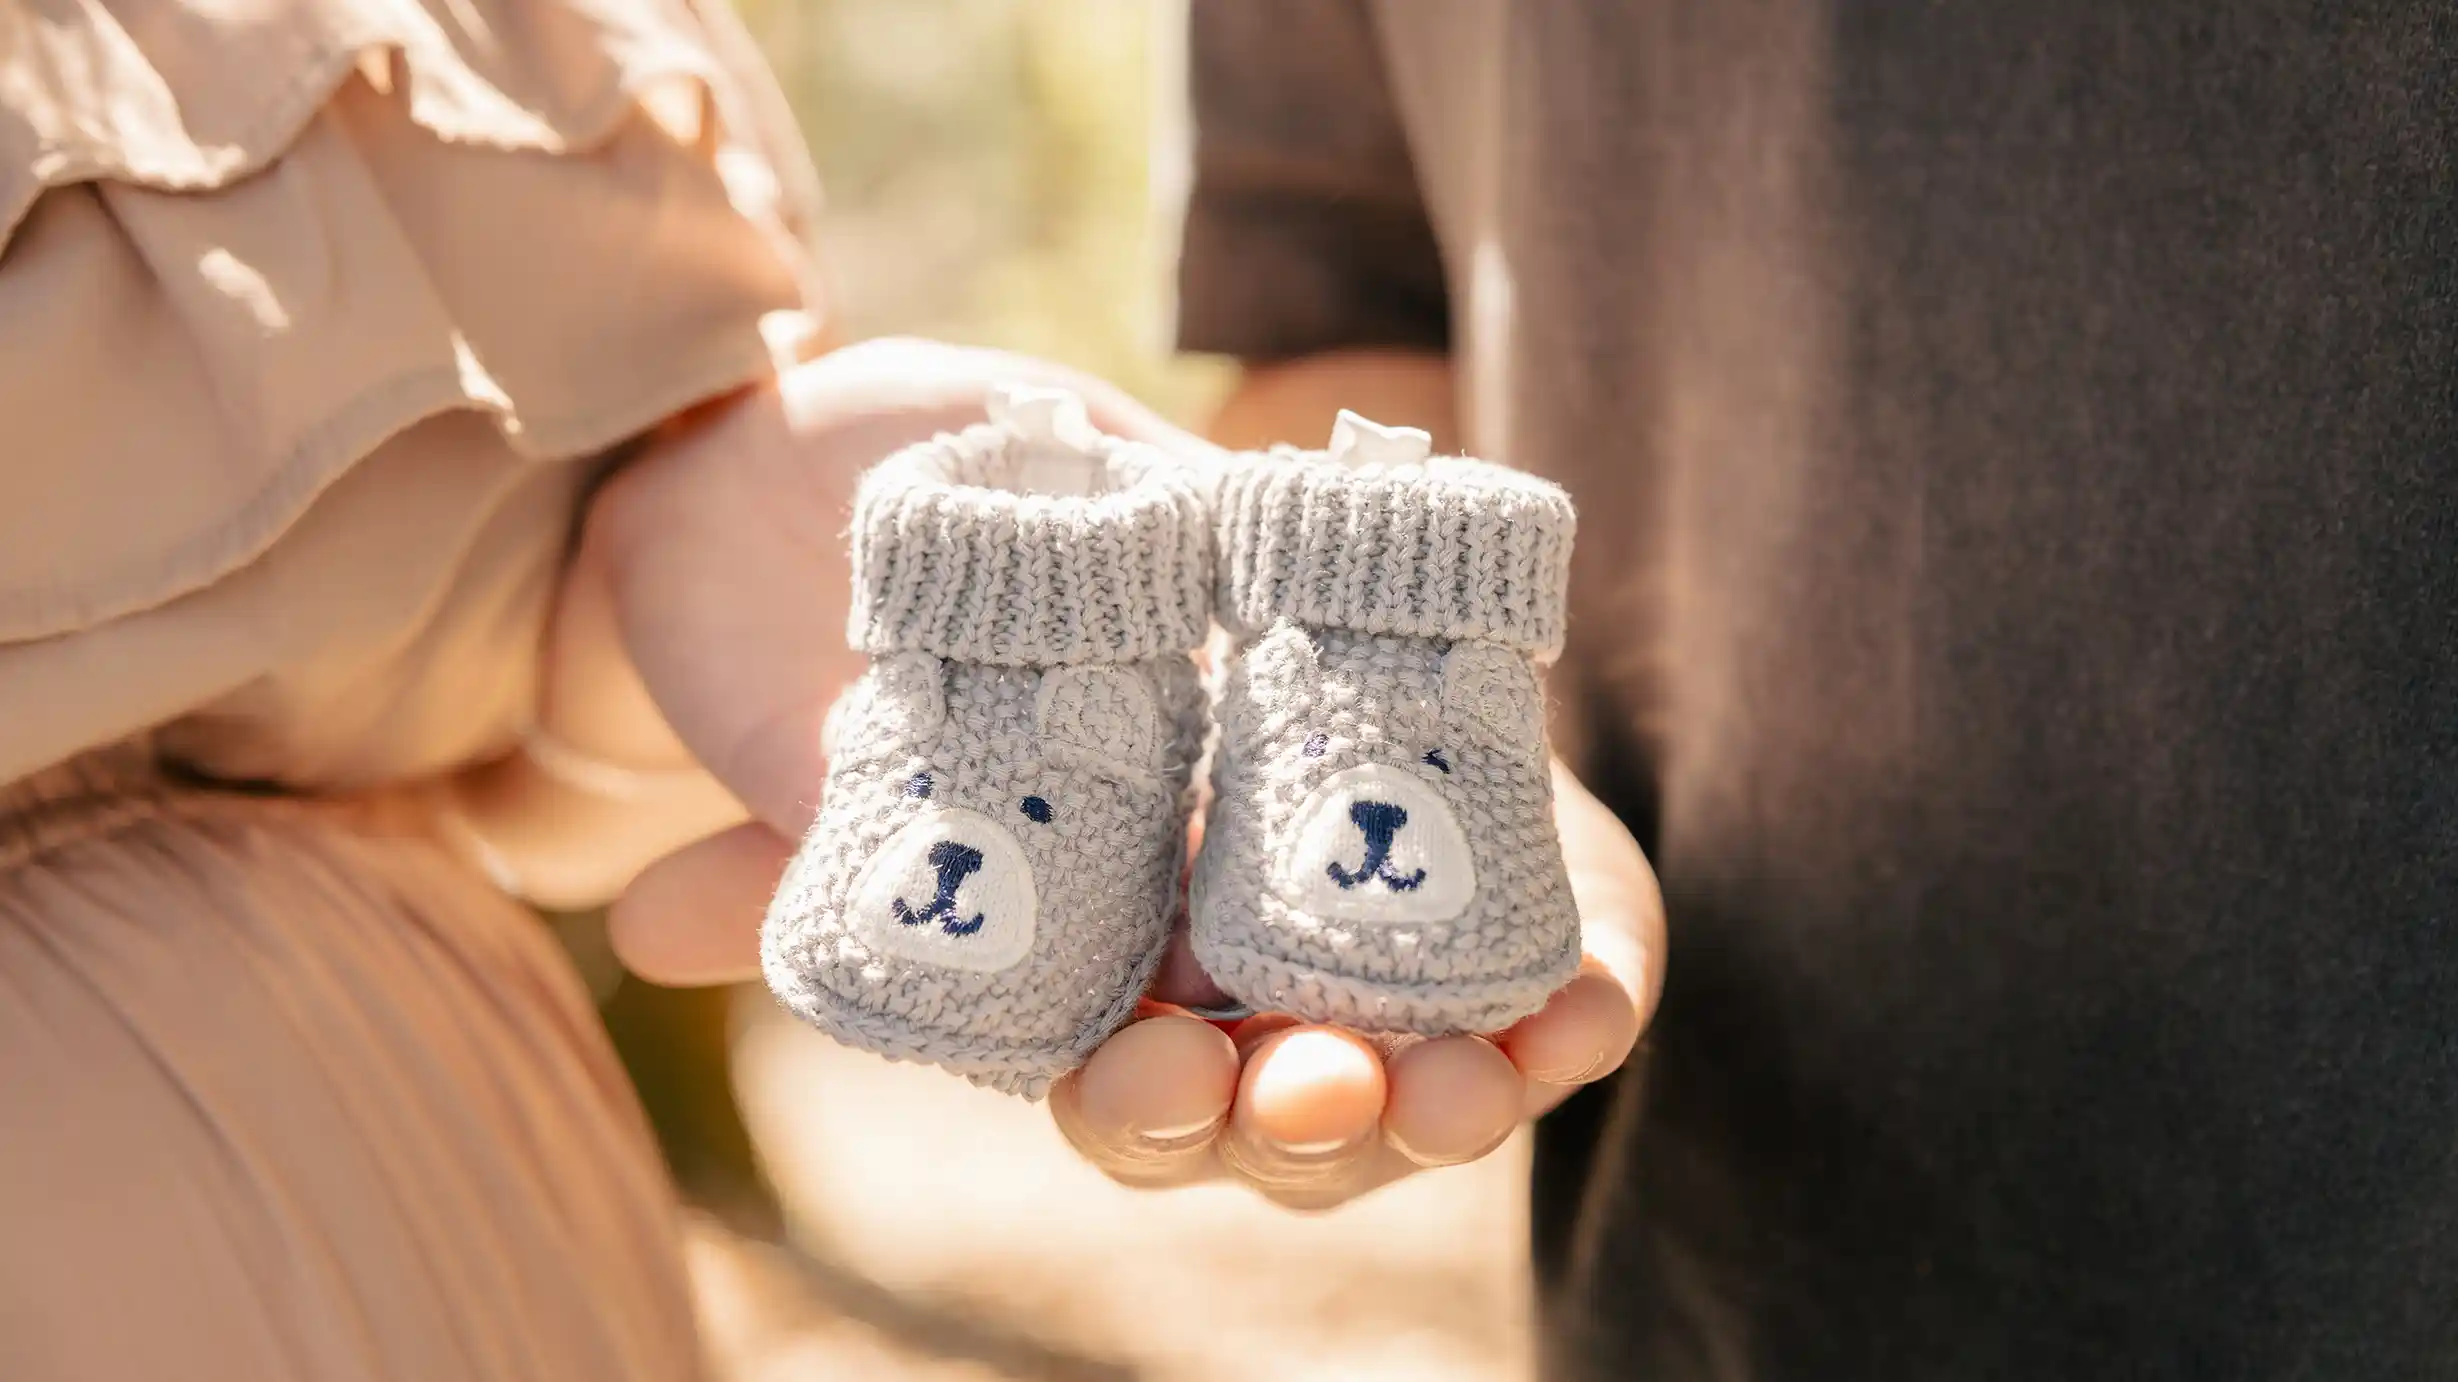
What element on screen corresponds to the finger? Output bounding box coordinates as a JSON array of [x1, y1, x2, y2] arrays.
[[1151, 809, 1244, 1015], [606, 822, 793, 986], [1501, 961, 1646, 1117], [1551, 761, 1668, 1020], [1381, 1034, 1524, 1168], [1048, 1015, 1238, 1188], [1218, 1025, 1389, 1208], [1146, 921, 1236, 1011], [795, 337, 1223, 461], [1227, 1011, 1306, 1055]]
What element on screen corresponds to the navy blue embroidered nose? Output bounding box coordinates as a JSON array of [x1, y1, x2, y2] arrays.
[[892, 839, 988, 936], [1327, 800, 1429, 892]]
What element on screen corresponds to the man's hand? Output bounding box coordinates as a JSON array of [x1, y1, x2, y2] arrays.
[[1045, 763, 1661, 1209]]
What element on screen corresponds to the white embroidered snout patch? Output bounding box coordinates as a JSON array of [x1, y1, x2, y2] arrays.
[[1272, 764, 1477, 923], [848, 808, 1039, 972]]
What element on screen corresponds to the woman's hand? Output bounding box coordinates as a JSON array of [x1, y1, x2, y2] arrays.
[[600, 337, 1663, 1211], [587, 337, 1206, 849]]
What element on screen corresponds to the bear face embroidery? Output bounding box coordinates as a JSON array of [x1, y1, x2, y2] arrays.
[[1222, 621, 1552, 932], [817, 652, 1194, 978]]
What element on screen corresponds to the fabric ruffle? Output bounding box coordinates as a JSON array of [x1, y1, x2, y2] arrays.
[[0, 0, 821, 643]]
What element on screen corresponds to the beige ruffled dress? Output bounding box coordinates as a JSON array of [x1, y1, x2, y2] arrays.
[[0, 1, 817, 1374]]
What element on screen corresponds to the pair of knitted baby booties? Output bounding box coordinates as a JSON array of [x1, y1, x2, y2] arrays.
[[760, 388, 1579, 1098]]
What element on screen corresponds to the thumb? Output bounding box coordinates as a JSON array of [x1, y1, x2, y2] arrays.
[[608, 821, 795, 986]]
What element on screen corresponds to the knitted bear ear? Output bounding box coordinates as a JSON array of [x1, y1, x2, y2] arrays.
[[1242, 619, 1323, 701], [1035, 666, 1164, 778], [829, 652, 946, 758], [1440, 641, 1545, 754]]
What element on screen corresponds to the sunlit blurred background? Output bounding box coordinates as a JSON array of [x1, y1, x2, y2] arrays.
[[564, 3, 1539, 1379], [748, 0, 1225, 418]]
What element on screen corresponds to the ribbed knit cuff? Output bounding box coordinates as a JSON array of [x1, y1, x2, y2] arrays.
[[1215, 451, 1576, 657], [848, 424, 1213, 665]]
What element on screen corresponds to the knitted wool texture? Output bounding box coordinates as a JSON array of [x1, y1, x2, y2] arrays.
[[1191, 449, 1581, 1032], [848, 422, 1212, 665], [763, 420, 1209, 1098]]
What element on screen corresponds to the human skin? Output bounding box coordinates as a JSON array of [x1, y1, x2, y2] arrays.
[[475, 337, 1663, 1209]]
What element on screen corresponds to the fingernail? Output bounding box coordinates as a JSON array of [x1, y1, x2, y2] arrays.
[[1220, 1123, 1375, 1185], [1267, 1133, 1361, 1157], [1230, 1014, 1303, 1059], [1133, 1111, 1228, 1149], [1384, 1120, 1515, 1169], [1180, 1000, 1254, 1024], [1533, 1051, 1611, 1086]]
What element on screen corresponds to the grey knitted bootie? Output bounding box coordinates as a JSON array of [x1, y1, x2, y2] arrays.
[[762, 388, 1210, 1098], [1189, 413, 1580, 1034]]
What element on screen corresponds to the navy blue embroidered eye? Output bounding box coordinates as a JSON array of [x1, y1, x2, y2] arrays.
[[1019, 795, 1054, 823], [903, 772, 934, 799], [1303, 732, 1330, 758], [1422, 749, 1452, 774]]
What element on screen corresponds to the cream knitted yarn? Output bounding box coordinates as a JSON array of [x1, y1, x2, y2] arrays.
[[762, 391, 1209, 1098], [1189, 414, 1581, 1033]]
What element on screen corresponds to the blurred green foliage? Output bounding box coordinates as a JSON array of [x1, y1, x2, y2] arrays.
[[741, 0, 1227, 420]]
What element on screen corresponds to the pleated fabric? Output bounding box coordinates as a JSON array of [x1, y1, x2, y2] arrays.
[[0, 1, 827, 1373], [0, 745, 708, 1378]]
